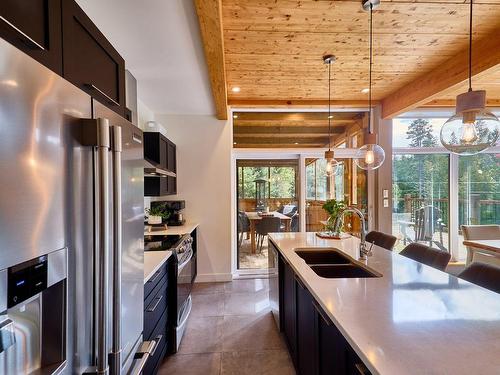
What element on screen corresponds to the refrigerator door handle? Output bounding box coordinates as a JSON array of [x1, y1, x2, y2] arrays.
[[109, 125, 123, 375], [95, 118, 111, 375]]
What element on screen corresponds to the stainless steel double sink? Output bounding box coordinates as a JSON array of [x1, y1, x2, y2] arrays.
[[295, 248, 381, 278]]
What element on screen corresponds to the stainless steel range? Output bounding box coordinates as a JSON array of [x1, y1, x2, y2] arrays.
[[144, 233, 197, 351]]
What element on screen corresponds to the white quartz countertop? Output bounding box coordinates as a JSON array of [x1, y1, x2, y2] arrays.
[[269, 232, 500, 375], [144, 222, 199, 236], [144, 251, 172, 283]]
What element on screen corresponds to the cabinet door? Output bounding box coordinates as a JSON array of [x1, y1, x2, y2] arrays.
[[315, 302, 347, 375], [62, 0, 125, 115], [160, 137, 168, 170], [282, 260, 297, 366], [0, 0, 62, 74], [167, 176, 177, 195], [296, 276, 318, 375], [167, 141, 176, 173]]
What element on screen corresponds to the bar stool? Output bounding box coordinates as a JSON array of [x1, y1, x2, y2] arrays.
[[458, 263, 500, 294], [399, 243, 451, 271], [365, 231, 397, 251]]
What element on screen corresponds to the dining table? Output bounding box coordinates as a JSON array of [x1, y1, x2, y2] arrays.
[[462, 239, 500, 265], [245, 211, 292, 254]]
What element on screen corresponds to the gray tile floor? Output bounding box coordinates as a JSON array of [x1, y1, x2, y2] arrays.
[[158, 279, 295, 375]]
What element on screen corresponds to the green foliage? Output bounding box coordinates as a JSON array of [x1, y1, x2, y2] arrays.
[[406, 119, 437, 147], [145, 204, 171, 219], [238, 166, 296, 199]]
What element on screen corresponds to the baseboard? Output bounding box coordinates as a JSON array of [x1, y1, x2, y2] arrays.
[[195, 273, 233, 282]]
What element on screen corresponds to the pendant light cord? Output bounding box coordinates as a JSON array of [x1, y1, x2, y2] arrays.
[[468, 0, 473, 92], [328, 60, 331, 150], [368, 3, 373, 134]]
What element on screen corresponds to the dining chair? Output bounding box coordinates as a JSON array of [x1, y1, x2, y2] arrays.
[[458, 262, 500, 294], [255, 217, 281, 253], [400, 243, 451, 271], [365, 231, 397, 251], [462, 225, 500, 266], [414, 205, 447, 251], [237, 211, 250, 248]]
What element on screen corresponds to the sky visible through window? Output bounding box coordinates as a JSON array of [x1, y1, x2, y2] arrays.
[[392, 118, 445, 148]]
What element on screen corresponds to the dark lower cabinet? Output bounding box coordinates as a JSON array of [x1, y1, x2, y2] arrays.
[[278, 252, 372, 375], [143, 257, 173, 375], [62, 0, 125, 116], [0, 0, 63, 74], [295, 275, 318, 375], [282, 258, 297, 366]]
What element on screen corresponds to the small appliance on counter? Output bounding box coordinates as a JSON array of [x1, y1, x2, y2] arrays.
[[151, 200, 186, 226]]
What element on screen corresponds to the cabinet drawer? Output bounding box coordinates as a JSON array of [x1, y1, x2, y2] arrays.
[[143, 309, 168, 375], [0, 0, 63, 74], [145, 261, 168, 300], [144, 278, 168, 340], [62, 0, 125, 115]]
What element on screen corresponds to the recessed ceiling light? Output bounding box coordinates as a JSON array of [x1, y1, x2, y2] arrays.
[[294, 142, 299, 145], [361, 88, 370, 93], [328, 115, 333, 119], [233, 114, 238, 119], [233, 142, 237, 145], [231, 87, 241, 93]]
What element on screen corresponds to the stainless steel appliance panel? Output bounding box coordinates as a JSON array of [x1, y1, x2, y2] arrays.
[[93, 101, 144, 373], [268, 242, 280, 328], [0, 38, 91, 271]]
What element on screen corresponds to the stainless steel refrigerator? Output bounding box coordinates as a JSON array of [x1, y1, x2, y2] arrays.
[[0, 38, 148, 374]]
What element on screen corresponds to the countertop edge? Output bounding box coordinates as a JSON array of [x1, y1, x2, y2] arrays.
[[144, 251, 173, 283], [144, 222, 199, 236]]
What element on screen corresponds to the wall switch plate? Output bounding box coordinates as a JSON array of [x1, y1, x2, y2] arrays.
[[383, 189, 389, 198], [383, 198, 389, 208]]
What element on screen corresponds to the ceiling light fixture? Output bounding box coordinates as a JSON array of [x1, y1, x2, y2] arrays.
[[323, 54, 339, 177], [231, 86, 241, 93], [233, 114, 238, 119], [355, 0, 385, 171], [440, 0, 499, 155], [361, 88, 370, 94]]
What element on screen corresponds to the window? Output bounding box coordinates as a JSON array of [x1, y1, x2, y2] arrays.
[[238, 163, 297, 199], [392, 117, 500, 261]]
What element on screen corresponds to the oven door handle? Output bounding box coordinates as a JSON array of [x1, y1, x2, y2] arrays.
[[177, 250, 193, 273]]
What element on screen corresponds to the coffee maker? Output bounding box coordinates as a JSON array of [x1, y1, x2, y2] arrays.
[[152, 200, 186, 226]]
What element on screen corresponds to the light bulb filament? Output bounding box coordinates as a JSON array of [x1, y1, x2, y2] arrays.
[[365, 150, 375, 165], [461, 122, 478, 144]]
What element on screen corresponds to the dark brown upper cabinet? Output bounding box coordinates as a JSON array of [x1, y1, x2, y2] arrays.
[[144, 132, 177, 196], [62, 0, 125, 116], [0, 0, 63, 74]]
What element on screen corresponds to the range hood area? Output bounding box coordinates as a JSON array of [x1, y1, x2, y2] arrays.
[[144, 159, 176, 178]]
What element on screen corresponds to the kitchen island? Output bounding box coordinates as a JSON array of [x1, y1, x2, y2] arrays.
[[269, 232, 500, 375]]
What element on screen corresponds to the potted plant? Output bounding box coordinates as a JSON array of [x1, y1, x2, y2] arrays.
[[145, 203, 170, 225], [322, 199, 347, 233]]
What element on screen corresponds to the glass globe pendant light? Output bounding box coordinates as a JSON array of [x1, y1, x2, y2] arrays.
[[440, 0, 499, 155], [355, 0, 385, 171], [323, 54, 339, 177]]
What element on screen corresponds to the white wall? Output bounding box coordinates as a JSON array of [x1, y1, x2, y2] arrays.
[[154, 114, 232, 282], [137, 98, 155, 130]]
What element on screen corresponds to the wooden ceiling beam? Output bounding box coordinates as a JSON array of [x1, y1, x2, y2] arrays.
[[229, 99, 377, 109], [381, 27, 500, 119], [421, 98, 500, 108], [194, 0, 228, 120], [234, 136, 329, 145], [234, 126, 346, 136]]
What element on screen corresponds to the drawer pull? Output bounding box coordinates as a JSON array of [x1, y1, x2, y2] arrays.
[[148, 270, 162, 285], [147, 295, 163, 312], [85, 83, 120, 106], [150, 334, 163, 357], [0, 16, 45, 50], [354, 363, 370, 375]]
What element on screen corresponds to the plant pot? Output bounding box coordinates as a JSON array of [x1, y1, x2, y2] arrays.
[[148, 215, 162, 225]]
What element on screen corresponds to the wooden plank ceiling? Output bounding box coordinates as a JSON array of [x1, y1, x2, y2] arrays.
[[221, 0, 500, 109], [233, 111, 363, 148]]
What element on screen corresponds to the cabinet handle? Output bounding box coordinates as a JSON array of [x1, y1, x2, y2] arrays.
[[147, 295, 163, 312], [148, 270, 162, 285], [85, 83, 120, 106], [354, 363, 370, 375], [0, 16, 45, 50], [312, 300, 334, 327], [150, 334, 163, 357]]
